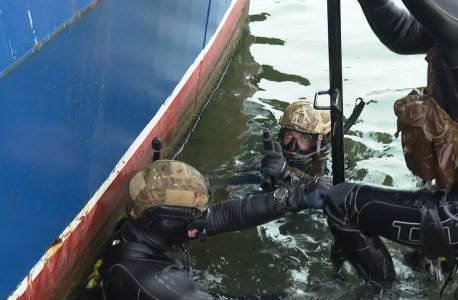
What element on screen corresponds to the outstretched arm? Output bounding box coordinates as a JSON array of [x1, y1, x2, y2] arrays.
[[357, 0, 434, 54], [191, 177, 332, 236]]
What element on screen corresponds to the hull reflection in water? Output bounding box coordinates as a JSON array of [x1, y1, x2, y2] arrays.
[[177, 0, 450, 299]]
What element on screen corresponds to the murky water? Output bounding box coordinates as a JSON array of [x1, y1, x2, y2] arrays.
[[176, 0, 458, 299]]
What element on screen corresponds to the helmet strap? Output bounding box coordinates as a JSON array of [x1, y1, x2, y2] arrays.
[[316, 135, 323, 153]]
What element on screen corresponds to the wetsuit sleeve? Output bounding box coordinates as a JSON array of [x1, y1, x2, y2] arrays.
[[205, 185, 307, 236], [401, 0, 458, 67], [205, 192, 283, 236], [357, 0, 434, 54]]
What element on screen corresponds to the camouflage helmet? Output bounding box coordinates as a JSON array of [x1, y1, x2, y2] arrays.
[[126, 160, 212, 220], [279, 99, 331, 136]]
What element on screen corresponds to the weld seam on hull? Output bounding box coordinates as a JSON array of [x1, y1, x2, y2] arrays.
[[0, 0, 101, 80]]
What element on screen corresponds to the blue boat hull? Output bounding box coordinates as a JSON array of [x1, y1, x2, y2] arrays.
[[0, 0, 249, 298]]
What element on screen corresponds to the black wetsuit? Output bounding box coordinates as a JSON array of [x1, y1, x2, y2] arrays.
[[323, 0, 458, 285], [99, 188, 302, 300], [324, 182, 458, 284]]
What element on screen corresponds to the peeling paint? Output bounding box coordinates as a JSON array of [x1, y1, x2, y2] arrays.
[[27, 10, 33, 29], [8, 40, 16, 61], [48, 238, 62, 250], [28, 10, 39, 45]]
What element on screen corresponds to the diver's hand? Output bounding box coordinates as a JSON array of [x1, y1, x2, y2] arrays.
[[303, 177, 333, 209], [283, 185, 307, 213], [260, 142, 290, 180], [187, 219, 209, 242], [273, 176, 332, 212]]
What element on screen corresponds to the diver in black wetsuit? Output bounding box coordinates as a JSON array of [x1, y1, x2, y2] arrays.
[[323, 0, 458, 286], [261, 99, 332, 186], [98, 159, 330, 299]]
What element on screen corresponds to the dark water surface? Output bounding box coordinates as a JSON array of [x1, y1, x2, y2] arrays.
[[176, 0, 456, 299]]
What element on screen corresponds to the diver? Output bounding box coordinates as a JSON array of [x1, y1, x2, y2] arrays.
[[260, 99, 332, 185], [96, 159, 331, 299], [323, 0, 458, 289]]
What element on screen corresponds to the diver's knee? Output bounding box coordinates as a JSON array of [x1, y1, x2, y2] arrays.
[[323, 181, 357, 217], [325, 181, 356, 205]]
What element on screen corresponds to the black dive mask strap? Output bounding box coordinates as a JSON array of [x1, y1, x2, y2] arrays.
[[135, 206, 202, 231]]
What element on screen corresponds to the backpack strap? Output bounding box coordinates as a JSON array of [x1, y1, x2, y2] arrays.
[[425, 49, 435, 97]]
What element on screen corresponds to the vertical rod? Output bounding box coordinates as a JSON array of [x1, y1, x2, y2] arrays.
[[327, 0, 345, 185]]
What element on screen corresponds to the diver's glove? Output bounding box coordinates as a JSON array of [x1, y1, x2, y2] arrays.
[[303, 177, 333, 209], [279, 185, 307, 213], [277, 177, 332, 212], [187, 221, 208, 242], [260, 142, 290, 180], [187, 211, 212, 242]]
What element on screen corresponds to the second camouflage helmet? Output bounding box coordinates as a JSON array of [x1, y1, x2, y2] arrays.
[[126, 160, 212, 220], [279, 99, 331, 135], [279, 99, 331, 152]]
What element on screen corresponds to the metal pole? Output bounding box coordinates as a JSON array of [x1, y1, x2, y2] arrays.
[[327, 0, 345, 185]]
